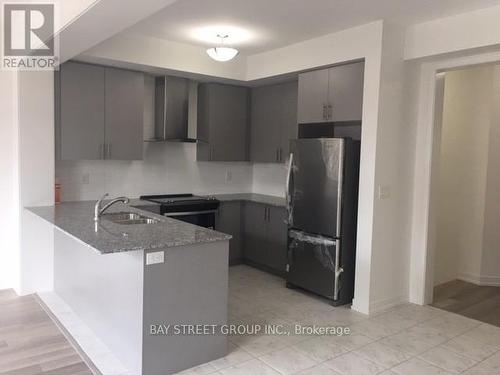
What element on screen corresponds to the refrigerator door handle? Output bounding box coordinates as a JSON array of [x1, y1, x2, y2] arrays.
[[333, 140, 345, 301], [334, 238, 344, 301], [285, 153, 294, 225]]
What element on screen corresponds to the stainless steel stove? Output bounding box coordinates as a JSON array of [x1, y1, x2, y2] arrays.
[[138, 194, 220, 229]]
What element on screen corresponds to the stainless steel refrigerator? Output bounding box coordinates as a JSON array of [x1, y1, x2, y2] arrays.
[[285, 138, 360, 305]]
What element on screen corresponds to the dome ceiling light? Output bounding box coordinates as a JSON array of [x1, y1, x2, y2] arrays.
[[206, 34, 239, 62]]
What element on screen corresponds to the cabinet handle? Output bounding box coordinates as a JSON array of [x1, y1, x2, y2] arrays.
[[106, 144, 111, 159], [264, 207, 267, 221], [267, 207, 271, 222], [279, 148, 282, 163], [276, 148, 279, 162], [322, 104, 327, 120], [99, 144, 105, 159], [328, 104, 333, 120]]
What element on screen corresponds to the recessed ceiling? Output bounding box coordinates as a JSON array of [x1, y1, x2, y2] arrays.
[[126, 0, 500, 54]]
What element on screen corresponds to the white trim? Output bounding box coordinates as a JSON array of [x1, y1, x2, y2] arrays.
[[458, 273, 500, 287], [409, 49, 500, 306], [37, 291, 130, 375], [367, 295, 408, 315]]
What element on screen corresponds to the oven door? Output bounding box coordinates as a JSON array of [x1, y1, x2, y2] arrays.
[[164, 210, 217, 229]]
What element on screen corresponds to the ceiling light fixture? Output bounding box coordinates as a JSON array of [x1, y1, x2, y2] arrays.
[[206, 34, 239, 62]]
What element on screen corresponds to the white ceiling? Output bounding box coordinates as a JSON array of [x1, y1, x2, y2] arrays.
[[126, 0, 500, 54]]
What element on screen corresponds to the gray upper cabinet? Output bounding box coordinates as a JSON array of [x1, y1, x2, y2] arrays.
[[59, 62, 105, 160], [328, 62, 364, 122], [297, 61, 364, 124], [279, 81, 298, 159], [57, 61, 144, 160], [297, 68, 329, 125], [105, 67, 144, 160], [250, 81, 298, 163], [250, 85, 281, 163], [197, 83, 249, 162]]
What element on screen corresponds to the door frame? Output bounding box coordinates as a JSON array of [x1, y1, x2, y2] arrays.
[[409, 50, 500, 305]]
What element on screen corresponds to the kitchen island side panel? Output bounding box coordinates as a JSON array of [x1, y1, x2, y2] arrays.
[[142, 241, 229, 375], [54, 229, 144, 375]]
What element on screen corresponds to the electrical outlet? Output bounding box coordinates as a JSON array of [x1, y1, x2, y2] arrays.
[[225, 170, 232, 183], [146, 251, 165, 265], [81, 173, 90, 185], [378, 185, 391, 199]]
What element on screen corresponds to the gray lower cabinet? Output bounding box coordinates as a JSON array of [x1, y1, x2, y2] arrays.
[[197, 83, 249, 162], [242, 202, 268, 267], [266, 206, 288, 273], [250, 81, 298, 163], [57, 61, 144, 160], [215, 201, 242, 264], [242, 202, 288, 275]]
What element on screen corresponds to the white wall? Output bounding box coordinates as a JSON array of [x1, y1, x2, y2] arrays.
[[481, 66, 500, 285], [0, 71, 20, 291], [365, 21, 413, 312], [405, 4, 500, 60], [79, 33, 247, 81], [17, 71, 56, 294], [252, 164, 286, 197], [434, 67, 492, 285]]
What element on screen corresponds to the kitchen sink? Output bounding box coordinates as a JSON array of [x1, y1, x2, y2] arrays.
[[102, 212, 160, 225]]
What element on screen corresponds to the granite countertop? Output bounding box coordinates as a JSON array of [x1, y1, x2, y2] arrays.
[[26, 199, 231, 255], [212, 193, 286, 207]]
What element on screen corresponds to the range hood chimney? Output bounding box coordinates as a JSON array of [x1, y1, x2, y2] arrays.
[[145, 76, 198, 143]]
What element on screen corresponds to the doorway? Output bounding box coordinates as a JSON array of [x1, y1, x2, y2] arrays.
[[427, 64, 500, 326]]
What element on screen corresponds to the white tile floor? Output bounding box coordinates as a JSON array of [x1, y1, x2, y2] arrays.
[[179, 265, 500, 375]]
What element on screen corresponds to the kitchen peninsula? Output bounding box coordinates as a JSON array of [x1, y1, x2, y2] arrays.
[[27, 200, 231, 375]]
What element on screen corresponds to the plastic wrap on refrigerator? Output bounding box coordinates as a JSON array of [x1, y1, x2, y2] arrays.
[[288, 229, 336, 272]]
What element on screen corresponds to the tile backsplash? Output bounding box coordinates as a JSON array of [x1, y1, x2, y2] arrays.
[[56, 142, 286, 202]]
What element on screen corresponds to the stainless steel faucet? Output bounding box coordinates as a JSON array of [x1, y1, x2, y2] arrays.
[[94, 193, 130, 221]]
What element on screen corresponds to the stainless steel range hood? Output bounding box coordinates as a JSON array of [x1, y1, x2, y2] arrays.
[[145, 76, 198, 143]]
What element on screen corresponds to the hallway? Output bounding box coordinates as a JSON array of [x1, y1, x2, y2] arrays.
[[433, 280, 500, 327]]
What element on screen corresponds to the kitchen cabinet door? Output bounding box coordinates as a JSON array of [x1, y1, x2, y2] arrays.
[[266, 206, 288, 275], [242, 202, 268, 266], [279, 81, 298, 161], [250, 85, 281, 163], [328, 62, 364, 122], [297, 69, 329, 124], [216, 202, 242, 264], [59, 62, 105, 160], [197, 83, 249, 162], [105, 67, 144, 160]]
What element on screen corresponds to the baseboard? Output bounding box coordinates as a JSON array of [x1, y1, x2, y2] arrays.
[[35, 293, 102, 375], [229, 258, 243, 266], [367, 295, 408, 315], [459, 272, 500, 287], [241, 259, 286, 278]]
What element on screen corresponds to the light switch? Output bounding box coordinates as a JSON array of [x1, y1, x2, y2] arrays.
[[146, 251, 165, 265], [81, 173, 90, 185], [225, 170, 232, 183], [378, 185, 391, 199]]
